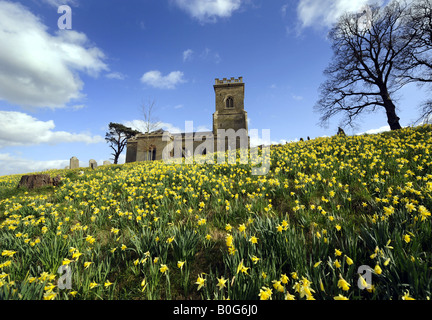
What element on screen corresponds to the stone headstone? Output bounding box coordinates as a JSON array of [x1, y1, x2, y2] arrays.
[[18, 174, 62, 190], [103, 160, 111, 166], [70, 156, 79, 169], [64, 166, 70, 170], [89, 159, 98, 169]]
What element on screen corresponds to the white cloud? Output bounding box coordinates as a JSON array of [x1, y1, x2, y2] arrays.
[[140, 70, 186, 89], [356, 125, 390, 135], [0, 1, 108, 109], [41, 0, 78, 7], [196, 125, 212, 132], [71, 104, 86, 111], [183, 49, 194, 62], [173, 0, 242, 22], [296, 0, 377, 28], [123, 120, 183, 134], [160, 122, 184, 134], [249, 135, 289, 148], [281, 4, 289, 17], [124, 120, 213, 135], [292, 94, 304, 101], [106, 72, 126, 80], [174, 104, 184, 109], [200, 48, 222, 64], [0, 153, 70, 176], [0, 111, 104, 148]]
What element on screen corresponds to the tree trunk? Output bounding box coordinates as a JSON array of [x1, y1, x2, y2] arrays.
[[381, 92, 402, 130]]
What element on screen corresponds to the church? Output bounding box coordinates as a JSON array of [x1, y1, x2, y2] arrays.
[[125, 77, 250, 163]]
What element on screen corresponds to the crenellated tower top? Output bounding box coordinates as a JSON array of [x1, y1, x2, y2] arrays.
[[215, 77, 243, 85]]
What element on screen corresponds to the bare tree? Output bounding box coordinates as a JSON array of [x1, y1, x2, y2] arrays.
[[140, 99, 161, 134], [399, 0, 432, 123], [138, 99, 161, 161], [315, 1, 418, 131]]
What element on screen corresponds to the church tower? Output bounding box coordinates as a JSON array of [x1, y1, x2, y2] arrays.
[[213, 77, 248, 134]]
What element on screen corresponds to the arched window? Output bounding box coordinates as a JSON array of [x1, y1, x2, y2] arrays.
[[148, 145, 156, 161], [226, 96, 234, 108]]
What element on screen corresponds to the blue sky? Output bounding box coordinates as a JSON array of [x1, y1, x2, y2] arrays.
[[0, 0, 428, 176]]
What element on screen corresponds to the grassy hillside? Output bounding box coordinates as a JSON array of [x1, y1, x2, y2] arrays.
[[1, 125, 432, 300]]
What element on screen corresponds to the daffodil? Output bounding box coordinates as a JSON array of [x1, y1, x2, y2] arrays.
[[285, 291, 295, 300], [337, 275, 350, 291], [358, 275, 371, 290], [238, 224, 246, 233], [251, 256, 260, 264], [141, 278, 147, 292], [236, 260, 249, 275], [405, 202, 416, 213], [249, 235, 258, 244], [258, 287, 272, 300], [384, 258, 391, 266], [217, 277, 227, 290], [402, 290, 415, 300], [334, 294, 349, 300], [160, 264, 168, 274], [1, 250, 17, 257], [225, 234, 234, 247], [195, 274, 206, 291], [272, 280, 285, 293], [166, 236, 175, 244], [419, 205, 431, 221], [374, 264, 382, 275], [72, 251, 82, 260], [177, 261, 185, 270], [43, 291, 57, 300]]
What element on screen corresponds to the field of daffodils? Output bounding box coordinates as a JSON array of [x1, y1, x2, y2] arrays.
[[1, 125, 431, 300]]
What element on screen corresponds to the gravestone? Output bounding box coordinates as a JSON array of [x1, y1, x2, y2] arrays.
[[103, 160, 111, 166], [89, 159, 98, 169], [70, 156, 79, 169]]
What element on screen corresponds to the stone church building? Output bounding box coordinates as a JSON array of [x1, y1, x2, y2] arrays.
[[126, 77, 249, 163]]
